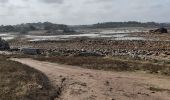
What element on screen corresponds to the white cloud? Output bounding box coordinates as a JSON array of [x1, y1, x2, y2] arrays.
[[0, 0, 8, 3], [40, 0, 64, 4], [0, 0, 170, 25]]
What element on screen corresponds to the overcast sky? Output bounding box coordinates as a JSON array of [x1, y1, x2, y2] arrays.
[[0, 0, 170, 25]]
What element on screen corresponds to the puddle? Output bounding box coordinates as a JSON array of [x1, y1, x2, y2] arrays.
[[0, 33, 16, 40], [114, 37, 146, 40], [26, 33, 147, 41]]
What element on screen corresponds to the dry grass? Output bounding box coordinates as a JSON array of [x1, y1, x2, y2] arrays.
[[0, 55, 55, 100], [35, 56, 170, 75], [149, 86, 170, 92]]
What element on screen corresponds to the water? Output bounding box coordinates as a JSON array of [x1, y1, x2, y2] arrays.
[[0, 33, 16, 40], [115, 37, 146, 40], [26, 33, 146, 41], [26, 34, 99, 41], [0, 28, 148, 41]]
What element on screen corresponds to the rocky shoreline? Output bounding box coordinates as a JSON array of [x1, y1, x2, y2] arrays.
[[8, 38, 170, 61]]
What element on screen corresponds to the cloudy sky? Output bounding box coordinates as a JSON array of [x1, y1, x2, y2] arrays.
[[0, 0, 170, 25]]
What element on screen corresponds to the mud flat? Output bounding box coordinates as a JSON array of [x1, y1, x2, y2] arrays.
[[7, 28, 170, 62]]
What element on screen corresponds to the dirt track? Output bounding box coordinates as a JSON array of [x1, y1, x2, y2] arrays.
[[12, 58, 170, 100]]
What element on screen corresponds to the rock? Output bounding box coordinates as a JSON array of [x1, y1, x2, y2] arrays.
[[149, 28, 168, 34], [0, 37, 10, 50], [75, 51, 104, 57], [37, 85, 43, 89]]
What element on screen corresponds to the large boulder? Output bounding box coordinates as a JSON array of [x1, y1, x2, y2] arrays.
[[75, 51, 104, 57], [0, 37, 10, 50], [149, 28, 168, 34]]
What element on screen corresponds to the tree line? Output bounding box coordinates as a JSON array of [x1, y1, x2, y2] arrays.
[[75, 21, 170, 29], [0, 22, 74, 33]]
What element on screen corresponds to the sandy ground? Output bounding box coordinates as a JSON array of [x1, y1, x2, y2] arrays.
[[12, 58, 170, 100]]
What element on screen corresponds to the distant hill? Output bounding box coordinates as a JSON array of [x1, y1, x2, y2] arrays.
[[1, 21, 170, 33], [73, 21, 170, 29], [0, 22, 74, 33]]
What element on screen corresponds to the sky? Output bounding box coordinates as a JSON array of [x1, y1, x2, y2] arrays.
[[0, 0, 170, 25]]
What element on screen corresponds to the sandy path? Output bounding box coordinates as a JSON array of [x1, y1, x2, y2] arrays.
[[12, 58, 170, 100]]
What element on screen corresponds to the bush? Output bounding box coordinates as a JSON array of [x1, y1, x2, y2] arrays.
[[0, 55, 55, 100]]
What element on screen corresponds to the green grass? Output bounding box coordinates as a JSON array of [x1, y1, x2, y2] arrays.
[[0, 55, 55, 100]]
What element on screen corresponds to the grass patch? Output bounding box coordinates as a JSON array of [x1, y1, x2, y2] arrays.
[[149, 86, 170, 92], [0, 55, 55, 100], [35, 56, 170, 75]]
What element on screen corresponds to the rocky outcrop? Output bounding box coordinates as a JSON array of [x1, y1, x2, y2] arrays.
[[75, 52, 104, 57], [149, 28, 168, 34], [0, 37, 10, 50]]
